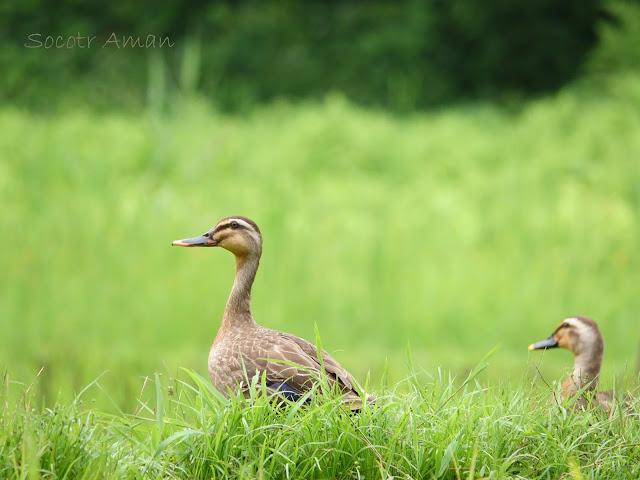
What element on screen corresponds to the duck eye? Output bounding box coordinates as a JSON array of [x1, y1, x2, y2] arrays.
[[230, 221, 239, 229]]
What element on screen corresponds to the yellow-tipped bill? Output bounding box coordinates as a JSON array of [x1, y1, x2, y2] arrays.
[[528, 334, 558, 351], [172, 234, 216, 247]]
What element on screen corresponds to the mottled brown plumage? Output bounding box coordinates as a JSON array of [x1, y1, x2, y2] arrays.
[[173, 216, 374, 408]]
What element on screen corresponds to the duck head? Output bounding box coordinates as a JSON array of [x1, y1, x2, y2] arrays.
[[529, 316, 609, 406], [172, 216, 262, 257], [528, 315, 604, 358]]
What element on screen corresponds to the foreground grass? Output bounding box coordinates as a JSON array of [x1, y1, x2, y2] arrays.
[[2, 363, 639, 480], [1, 72, 639, 408]]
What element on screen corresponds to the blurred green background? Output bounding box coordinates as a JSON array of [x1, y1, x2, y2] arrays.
[[1, 0, 639, 410]]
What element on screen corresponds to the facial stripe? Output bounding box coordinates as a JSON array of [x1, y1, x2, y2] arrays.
[[233, 218, 259, 232], [218, 216, 261, 234], [561, 316, 598, 335], [213, 223, 235, 235], [214, 217, 258, 235]]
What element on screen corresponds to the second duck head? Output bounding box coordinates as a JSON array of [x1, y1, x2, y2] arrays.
[[529, 315, 606, 402], [528, 315, 604, 360]]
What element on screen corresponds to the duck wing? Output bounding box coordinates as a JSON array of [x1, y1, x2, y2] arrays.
[[238, 330, 367, 405], [276, 331, 361, 393]]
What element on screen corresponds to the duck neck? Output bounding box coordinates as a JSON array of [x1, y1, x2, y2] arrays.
[[223, 251, 260, 323], [564, 351, 602, 397]]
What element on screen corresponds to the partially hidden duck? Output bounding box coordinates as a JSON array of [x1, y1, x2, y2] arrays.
[[528, 315, 626, 411], [173, 216, 375, 409]]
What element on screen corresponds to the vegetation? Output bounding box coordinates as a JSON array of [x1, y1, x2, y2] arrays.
[[2, 361, 640, 479], [3, 0, 614, 110]]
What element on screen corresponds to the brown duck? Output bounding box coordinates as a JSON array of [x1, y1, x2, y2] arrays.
[[528, 315, 618, 410], [173, 216, 374, 409]]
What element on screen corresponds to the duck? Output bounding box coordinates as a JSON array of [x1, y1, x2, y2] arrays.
[[172, 216, 374, 409], [528, 315, 618, 410]]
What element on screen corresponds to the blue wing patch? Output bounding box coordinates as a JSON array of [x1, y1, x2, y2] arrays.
[[268, 382, 304, 402]]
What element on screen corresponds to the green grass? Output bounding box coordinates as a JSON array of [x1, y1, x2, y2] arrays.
[[2, 361, 640, 479]]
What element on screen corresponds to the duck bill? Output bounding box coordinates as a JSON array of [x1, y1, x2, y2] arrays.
[[172, 234, 216, 247], [528, 334, 559, 351]]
